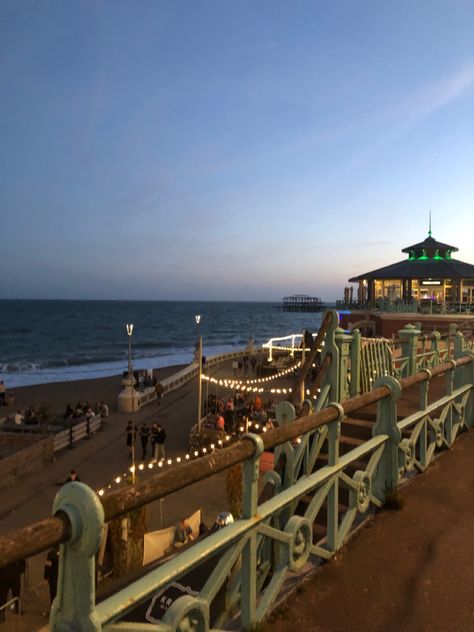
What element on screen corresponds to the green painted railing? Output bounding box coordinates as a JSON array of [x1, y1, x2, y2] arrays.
[[0, 350, 472, 632]]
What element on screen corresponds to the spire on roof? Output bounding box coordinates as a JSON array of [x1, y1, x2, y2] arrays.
[[428, 210, 432, 237]]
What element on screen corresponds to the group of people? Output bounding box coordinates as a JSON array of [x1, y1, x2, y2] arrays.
[[4, 400, 110, 428], [231, 355, 258, 377], [126, 420, 167, 461], [63, 400, 109, 421], [204, 391, 276, 434]]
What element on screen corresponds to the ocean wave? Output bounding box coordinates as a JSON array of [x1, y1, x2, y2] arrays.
[[0, 343, 240, 388]]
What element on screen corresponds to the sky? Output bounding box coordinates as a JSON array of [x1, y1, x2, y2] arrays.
[[1, 1, 473, 302]]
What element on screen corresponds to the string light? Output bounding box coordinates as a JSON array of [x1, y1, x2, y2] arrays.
[[95, 422, 260, 497], [201, 361, 301, 390]]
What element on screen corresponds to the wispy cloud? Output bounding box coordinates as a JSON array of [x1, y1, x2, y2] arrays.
[[387, 60, 474, 125], [338, 60, 474, 174]]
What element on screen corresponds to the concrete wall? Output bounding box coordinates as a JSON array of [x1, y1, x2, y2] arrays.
[[0, 433, 54, 490]]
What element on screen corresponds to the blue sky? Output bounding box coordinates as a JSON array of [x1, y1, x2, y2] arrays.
[[1, 1, 473, 301]]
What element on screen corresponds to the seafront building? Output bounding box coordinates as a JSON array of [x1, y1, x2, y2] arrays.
[[348, 230, 474, 307]]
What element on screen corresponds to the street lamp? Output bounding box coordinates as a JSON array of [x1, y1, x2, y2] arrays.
[[126, 323, 134, 377], [195, 315, 203, 434], [126, 323, 136, 483]]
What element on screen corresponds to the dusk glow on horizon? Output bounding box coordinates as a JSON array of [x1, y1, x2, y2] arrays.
[[1, 1, 473, 302]]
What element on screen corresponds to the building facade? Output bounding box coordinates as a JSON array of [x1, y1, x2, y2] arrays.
[[349, 233, 474, 306]]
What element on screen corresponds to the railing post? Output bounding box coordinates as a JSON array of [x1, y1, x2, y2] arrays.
[[335, 328, 352, 402], [327, 403, 343, 553], [372, 376, 402, 499], [50, 483, 104, 632], [241, 433, 264, 631], [431, 331, 441, 366], [454, 332, 465, 392], [460, 352, 474, 428], [349, 328, 361, 398], [322, 310, 341, 402], [448, 323, 458, 359], [454, 331, 465, 360], [398, 324, 420, 377]]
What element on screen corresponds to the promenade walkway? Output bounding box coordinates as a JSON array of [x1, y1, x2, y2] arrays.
[[264, 427, 474, 632], [1, 364, 473, 631], [0, 366, 228, 631]]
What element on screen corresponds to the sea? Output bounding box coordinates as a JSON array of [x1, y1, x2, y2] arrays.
[[0, 300, 326, 388]]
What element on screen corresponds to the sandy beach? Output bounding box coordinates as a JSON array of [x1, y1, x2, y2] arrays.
[[1, 364, 185, 419]]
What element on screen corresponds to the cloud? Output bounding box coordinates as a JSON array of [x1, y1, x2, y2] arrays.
[[389, 60, 474, 125], [339, 60, 474, 174]]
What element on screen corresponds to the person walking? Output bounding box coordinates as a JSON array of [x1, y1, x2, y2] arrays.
[[154, 423, 167, 461], [139, 423, 150, 460]]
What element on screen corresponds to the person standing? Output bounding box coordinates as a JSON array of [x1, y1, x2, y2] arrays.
[[0, 381, 5, 406], [44, 546, 59, 605], [0, 558, 25, 619], [139, 423, 150, 460], [155, 382, 164, 405], [125, 421, 136, 460], [154, 423, 167, 461], [250, 356, 257, 375], [65, 469, 80, 483]]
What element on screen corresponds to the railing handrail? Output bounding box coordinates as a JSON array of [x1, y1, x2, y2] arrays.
[[0, 355, 472, 569]]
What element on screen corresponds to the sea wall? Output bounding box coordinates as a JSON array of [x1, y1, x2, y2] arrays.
[[339, 310, 474, 338], [0, 432, 54, 490], [117, 347, 260, 413]]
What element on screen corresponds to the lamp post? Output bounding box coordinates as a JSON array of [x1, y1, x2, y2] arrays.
[[195, 315, 203, 434], [126, 323, 134, 377], [126, 323, 136, 484]]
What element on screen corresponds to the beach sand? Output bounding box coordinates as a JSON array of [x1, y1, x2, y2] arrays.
[[1, 365, 185, 418]]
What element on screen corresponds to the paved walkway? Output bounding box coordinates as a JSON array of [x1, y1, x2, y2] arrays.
[[0, 369, 229, 631], [264, 428, 474, 632], [2, 367, 473, 631]]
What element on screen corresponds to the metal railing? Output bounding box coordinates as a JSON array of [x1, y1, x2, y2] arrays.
[[0, 352, 472, 631], [53, 414, 102, 453]]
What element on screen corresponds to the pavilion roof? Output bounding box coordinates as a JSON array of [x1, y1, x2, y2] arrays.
[[349, 258, 474, 282], [401, 235, 458, 254]]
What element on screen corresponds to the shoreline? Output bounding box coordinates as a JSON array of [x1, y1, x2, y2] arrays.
[[1, 364, 187, 418]]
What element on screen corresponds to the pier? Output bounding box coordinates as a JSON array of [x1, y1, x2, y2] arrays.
[[277, 294, 325, 312]]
